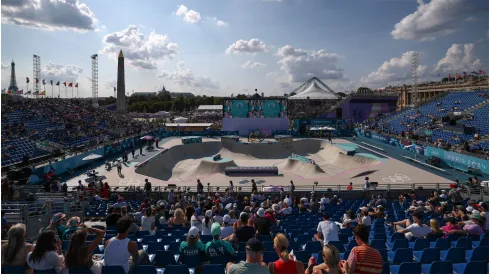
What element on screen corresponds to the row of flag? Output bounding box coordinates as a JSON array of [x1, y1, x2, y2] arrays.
[[439, 70, 487, 80], [25, 77, 79, 88]]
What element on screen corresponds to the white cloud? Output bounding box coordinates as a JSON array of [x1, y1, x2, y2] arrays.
[[242, 60, 266, 69], [209, 17, 228, 27], [1, 0, 97, 32], [225, 38, 268, 55], [41, 62, 84, 83], [157, 62, 220, 90], [1, 63, 9, 70], [275, 45, 345, 83], [100, 25, 179, 70], [175, 4, 201, 24], [266, 72, 291, 89], [435, 43, 483, 73], [391, 0, 483, 41], [360, 51, 426, 87]]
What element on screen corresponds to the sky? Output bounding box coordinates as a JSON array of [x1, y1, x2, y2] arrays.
[[1, 0, 489, 98]]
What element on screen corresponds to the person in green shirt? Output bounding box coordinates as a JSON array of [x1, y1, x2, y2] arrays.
[[205, 223, 236, 264], [179, 226, 205, 259], [62, 216, 85, 241], [45, 213, 67, 239]]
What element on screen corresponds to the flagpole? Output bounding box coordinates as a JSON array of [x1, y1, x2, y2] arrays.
[[51, 83, 53, 98], [26, 80, 29, 99], [77, 86, 79, 98], [58, 85, 60, 98]]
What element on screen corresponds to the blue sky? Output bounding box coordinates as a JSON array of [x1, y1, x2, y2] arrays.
[[1, 0, 488, 97]]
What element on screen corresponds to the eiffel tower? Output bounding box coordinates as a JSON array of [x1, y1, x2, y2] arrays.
[[8, 59, 18, 93]]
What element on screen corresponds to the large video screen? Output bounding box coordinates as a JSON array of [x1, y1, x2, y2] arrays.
[[223, 98, 287, 118]]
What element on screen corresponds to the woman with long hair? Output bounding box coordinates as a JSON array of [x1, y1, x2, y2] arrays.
[[64, 227, 105, 273], [26, 231, 64, 273], [168, 208, 186, 227], [1, 223, 34, 268], [103, 182, 110, 200], [269, 233, 304, 274], [141, 208, 156, 235], [202, 210, 214, 235], [306, 244, 341, 274], [428, 219, 444, 238], [178, 227, 205, 264], [185, 206, 195, 225]]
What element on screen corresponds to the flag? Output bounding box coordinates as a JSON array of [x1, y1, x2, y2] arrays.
[[40, 91, 46, 96], [63, 82, 67, 86], [114, 87, 116, 92], [18, 90, 23, 94], [35, 78, 39, 83], [50, 80, 53, 85], [26, 77, 30, 83], [75, 83, 78, 88], [42, 79, 46, 85], [448, 74, 453, 80], [33, 91, 39, 95], [463, 72, 468, 77], [68, 82, 73, 87], [8, 90, 12, 94], [456, 73, 463, 79], [471, 71, 479, 75], [480, 69, 487, 75], [56, 81, 60, 86]]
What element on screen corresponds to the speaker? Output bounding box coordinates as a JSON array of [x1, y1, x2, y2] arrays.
[[336, 108, 343, 119]]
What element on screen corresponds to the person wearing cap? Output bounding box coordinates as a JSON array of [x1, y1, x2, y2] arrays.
[[254, 208, 272, 236], [179, 227, 205, 258], [449, 212, 486, 236], [268, 233, 304, 274], [46, 213, 67, 238], [395, 212, 432, 239], [202, 210, 215, 235], [226, 238, 269, 274], [205, 223, 236, 263], [221, 215, 234, 238], [62, 216, 85, 240], [315, 213, 340, 245]]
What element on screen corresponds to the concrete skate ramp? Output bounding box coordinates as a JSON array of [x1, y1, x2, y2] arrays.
[[135, 139, 381, 181]]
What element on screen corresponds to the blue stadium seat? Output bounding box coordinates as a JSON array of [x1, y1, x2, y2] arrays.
[[202, 264, 225, 274], [387, 239, 409, 251], [102, 266, 125, 274], [154, 250, 177, 267], [453, 261, 488, 274], [304, 241, 323, 253], [200, 235, 213, 244], [181, 254, 201, 268], [441, 247, 466, 263], [421, 261, 453, 274], [430, 238, 450, 250], [414, 248, 440, 264], [258, 235, 272, 242], [263, 251, 279, 263], [466, 246, 489, 262], [2, 266, 26, 274], [163, 264, 190, 274], [371, 239, 386, 250], [390, 262, 421, 274], [147, 241, 165, 254], [134, 265, 157, 274], [388, 248, 413, 265], [382, 262, 390, 274], [410, 238, 429, 251], [143, 235, 157, 244]]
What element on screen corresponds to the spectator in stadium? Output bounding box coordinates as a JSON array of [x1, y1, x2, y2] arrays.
[[449, 212, 486, 236], [441, 217, 460, 237], [395, 212, 432, 239], [306, 244, 341, 274], [106, 206, 121, 229], [315, 213, 339, 245], [62, 217, 84, 241], [221, 215, 234, 239], [340, 225, 383, 274], [337, 210, 355, 229], [268, 233, 304, 274], [254, 208, 271, 236], [144, 179, 151, 198], [65, 227, 105, 273], [284, 194, 293, 206], [168, 208, 187, 227], [27, 231, 64, 273], [369, 205, 385, 219], [45, 213, 67, 238], [449, 185, 463, 210], [104, 216, 147, 273], [205, 223, 236, 263], [1, 223, 33, 268], [347, 182, 353, 191], [140, 208, 156, 235], [358, 207, 372, 226], [226, 238, 269, 274], [202, 210, 214, 235], [226, 213, 255, 244], [102, 182, 110, 199], [480, 202, 489, 230], [281, 202, 293, 215], [179, 227, 205, 263], [428, 219, 444, 238]]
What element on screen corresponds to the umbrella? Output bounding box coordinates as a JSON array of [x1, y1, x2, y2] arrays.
[[140, 135, 154, 141], [82, 153, 102, 161]]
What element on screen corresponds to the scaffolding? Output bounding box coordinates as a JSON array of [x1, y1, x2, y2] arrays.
[[91, 54, 99, 107], [33, 55, 41, 97], [411, 51, 419, 107]]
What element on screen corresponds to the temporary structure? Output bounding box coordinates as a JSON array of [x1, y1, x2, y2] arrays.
[[289, 77, 340, 100]]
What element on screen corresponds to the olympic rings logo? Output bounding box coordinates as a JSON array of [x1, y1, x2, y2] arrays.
[[382, 174, 410, 183], [248, 129, 271, 142]]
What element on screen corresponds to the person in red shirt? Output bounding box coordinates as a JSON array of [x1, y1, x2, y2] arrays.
[[340, 224, 383, 273], [347, 182, 353, 190], [268, 233, 304, 274]]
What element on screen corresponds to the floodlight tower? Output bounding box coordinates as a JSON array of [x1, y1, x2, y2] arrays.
[[91, 54, 99, 107]]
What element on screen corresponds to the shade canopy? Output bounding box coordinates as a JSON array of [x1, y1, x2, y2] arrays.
[[82, 153, 102, 161], [289, 77, 341, 100]]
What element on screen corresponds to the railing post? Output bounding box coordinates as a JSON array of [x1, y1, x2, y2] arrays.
[[23, 204, 29, 227]]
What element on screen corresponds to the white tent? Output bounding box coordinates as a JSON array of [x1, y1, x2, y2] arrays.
[[153, 111, 171, 118], [173, 117, 189, 123], [289, 78, 341, 100]]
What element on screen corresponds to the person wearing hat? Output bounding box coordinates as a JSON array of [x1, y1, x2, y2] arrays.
[[315, 212, 340, 245], [205, 223, 236, 264], [62, 216, 84, 240], [221, 215, 234, 239], [449, 212, 486, 236], [46, 213, 67, 238], [226, 238, 269, 274], [202, 210, 215, 235], [395, 212, 432, 239], [254, 208, 272, 236], [179, 227, 205, 264]]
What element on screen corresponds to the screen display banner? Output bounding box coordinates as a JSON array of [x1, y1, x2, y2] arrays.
[[223, 98, 288, 118]]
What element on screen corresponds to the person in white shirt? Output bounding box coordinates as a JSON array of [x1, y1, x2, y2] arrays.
[[27, 231, 65, 273], [300, 196, 310, 207], [396, 212, 433, 239], [439, 190, 448, 200], [251, 191, 258, 202], [314, 213, 340, 245], [140, 208, 155, 235], [358, 207, 371, 226], [220, 214, 234, 238], [284, 195, 292, 206], [320, 193, 330, 204], [281, 203, 292, 215], [213, 208, 224, 225], [202, 210, 214, 235]]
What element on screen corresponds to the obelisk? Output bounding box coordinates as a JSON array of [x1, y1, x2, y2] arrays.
[[116, 49, 127, 113]]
